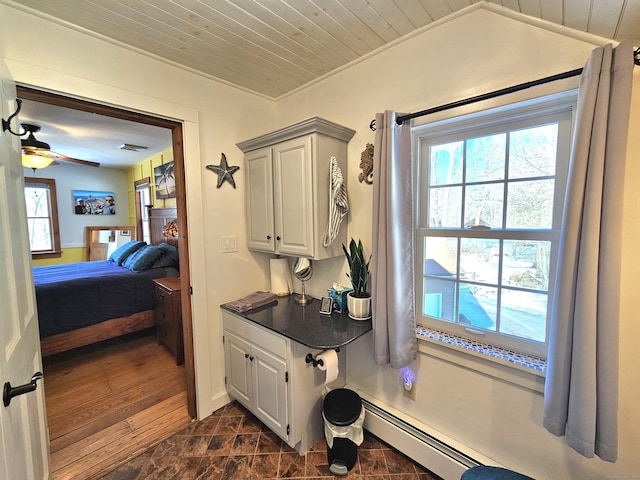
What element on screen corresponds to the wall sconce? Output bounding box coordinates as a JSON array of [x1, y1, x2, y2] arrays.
[[1, 99, 25, 136]]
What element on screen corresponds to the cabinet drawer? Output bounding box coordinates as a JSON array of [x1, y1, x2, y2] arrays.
[[222, 310, 287, 358]]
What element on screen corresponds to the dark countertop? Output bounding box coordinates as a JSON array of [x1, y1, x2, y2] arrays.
[[221, 294, 372, 349]]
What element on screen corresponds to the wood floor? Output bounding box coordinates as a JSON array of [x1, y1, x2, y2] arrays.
[[42, 329, 192, 480]]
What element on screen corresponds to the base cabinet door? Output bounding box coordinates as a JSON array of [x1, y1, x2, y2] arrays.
[[253, 344, 288, 440], [223, 314, 289, 443], [223, 331, 252, 406]]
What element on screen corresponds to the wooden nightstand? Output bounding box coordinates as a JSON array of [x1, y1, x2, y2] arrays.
[[152, 276, 184, 365]]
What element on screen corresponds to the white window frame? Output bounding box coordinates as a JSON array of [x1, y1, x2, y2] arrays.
[[413, 92, 577, 358]]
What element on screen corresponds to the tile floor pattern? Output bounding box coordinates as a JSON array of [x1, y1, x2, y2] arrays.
[[100, 401, 443, 480]]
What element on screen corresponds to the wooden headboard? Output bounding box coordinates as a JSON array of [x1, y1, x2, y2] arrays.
[[149, 207, 178, 249]]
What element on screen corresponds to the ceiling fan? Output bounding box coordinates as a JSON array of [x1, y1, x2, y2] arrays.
[[21, 123, 100, 169]]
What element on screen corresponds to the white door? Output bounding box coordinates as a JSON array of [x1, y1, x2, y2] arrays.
[[0, 59, 50, 479]]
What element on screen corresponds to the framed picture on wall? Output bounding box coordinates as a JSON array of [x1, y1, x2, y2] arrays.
[[73, 190, 116, 215], [154, 162, 176, 199]]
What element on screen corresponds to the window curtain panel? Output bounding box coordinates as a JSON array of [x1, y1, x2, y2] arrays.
[[543, 42, 634, 462], [372, 111, 417, 368]]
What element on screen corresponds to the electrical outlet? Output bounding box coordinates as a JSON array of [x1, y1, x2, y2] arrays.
[[404, 381, 417, 400]]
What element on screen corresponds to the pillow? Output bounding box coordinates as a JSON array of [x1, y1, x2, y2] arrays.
[[150, 243, 179, 269], [108, 240, 147, 265], [122, 244, 166, 272]]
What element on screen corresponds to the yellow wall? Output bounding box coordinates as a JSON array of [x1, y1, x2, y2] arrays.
[[32, 247, 85, 266], [127, 147, 175, 226]]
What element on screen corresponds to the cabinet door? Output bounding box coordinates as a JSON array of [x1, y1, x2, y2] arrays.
[[252, 344, 289, 440], [273, 136, 314, 257], [223, 331, 252, 406], [246, 147, 275, 252]]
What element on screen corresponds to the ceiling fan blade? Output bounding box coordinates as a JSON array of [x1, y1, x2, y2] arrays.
[[47, 151, 100, 168]]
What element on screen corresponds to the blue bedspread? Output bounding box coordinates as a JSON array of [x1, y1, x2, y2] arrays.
[[33, 260, 178, 338]]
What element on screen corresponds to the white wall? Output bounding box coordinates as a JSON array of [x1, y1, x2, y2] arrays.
[[275, 6, 640, 480], [1, 3, 276, 419], [23, 164, 128, 247]]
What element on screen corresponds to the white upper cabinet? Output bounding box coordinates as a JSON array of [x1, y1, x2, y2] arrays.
[[238, 117, 355, 260]]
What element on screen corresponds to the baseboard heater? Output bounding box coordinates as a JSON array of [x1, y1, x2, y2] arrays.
[[362, 399, 483, 480]]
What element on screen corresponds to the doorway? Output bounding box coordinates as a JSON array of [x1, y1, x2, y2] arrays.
[[17, 85, 197, 473]]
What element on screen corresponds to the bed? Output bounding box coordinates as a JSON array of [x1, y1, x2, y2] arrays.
[[36, 207, 180, 356]]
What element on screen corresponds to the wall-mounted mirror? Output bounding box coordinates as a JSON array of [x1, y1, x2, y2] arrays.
[[86, 226, 137, 261]]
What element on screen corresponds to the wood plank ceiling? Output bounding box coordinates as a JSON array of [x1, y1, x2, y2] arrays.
[[7, 0, 640, 98]]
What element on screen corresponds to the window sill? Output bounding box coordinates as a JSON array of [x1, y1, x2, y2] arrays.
[[32, 251, 62, 259], [416, 326, 546, 393]]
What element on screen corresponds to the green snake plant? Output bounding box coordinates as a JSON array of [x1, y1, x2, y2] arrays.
[[342, 238, 371, 298]]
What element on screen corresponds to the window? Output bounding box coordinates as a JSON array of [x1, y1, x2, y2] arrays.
[[24, 177, 61, 258], [135, 178, 152, 244], [414, 93, 576, 358]]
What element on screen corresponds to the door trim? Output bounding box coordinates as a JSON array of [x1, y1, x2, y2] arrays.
[[17, 85, 197, 418]]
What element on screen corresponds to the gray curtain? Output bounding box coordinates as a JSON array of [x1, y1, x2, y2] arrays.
[[372, 111, 417, 368], [543, 42, 634, 462]]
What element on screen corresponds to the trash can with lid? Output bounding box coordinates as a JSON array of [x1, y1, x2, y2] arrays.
[[322, 388, 365, 476]]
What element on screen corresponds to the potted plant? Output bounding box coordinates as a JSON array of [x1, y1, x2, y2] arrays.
[[342, 238, 372, 320]]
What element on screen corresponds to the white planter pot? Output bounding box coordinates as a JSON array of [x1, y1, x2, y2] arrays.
[[347, 293, 371, 320]]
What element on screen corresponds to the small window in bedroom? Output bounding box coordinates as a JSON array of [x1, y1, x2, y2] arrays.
[[413, 92, 576, 358], [24, 177, 61, 258]]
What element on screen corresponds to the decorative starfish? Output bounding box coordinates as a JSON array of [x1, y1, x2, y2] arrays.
[[206, 153, 240, 189]]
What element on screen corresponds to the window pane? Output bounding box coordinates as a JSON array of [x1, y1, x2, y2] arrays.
[[423, 237, 458, 321], [500, 289, 547, 342], [465, 133, 505, 183], [508, 124, 558, 179], [424, 237, 458, 278], [459, 283, 496, 330], [502, 240, 550, 291], [429, 186, 462, 227], [28, 218, 52, 250], [464, 183, 504, 228], [506, 179, 554, 228], [423, 279, 456, 322], [24, 186, 50, 217], [430, 141, 462, 185], [460, 238, 499, 284]]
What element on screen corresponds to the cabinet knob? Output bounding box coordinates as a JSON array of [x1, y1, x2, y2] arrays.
[[245, 353, 250, 359], [249, 356, 254, 362], [276, 236, 281, 241], [266, 235, 271, 240]]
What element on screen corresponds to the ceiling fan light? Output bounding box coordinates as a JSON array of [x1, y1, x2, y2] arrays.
[[22, 154, 53, 169], [21, 134, 51, 151]]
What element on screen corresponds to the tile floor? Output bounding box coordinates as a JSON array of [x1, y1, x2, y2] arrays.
[[100, 401, 443, 480]]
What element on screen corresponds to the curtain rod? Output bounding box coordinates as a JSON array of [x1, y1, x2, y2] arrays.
[[370, 48, 640, 131], [370, 68, 583, 131]]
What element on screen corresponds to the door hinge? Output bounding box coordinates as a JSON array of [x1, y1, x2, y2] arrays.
[[222, 335, 225, 344], [189, 285, 193, 295], [286, 424, 290, 435], [224, 376, 227, 385], [285, 371, 288, 383]]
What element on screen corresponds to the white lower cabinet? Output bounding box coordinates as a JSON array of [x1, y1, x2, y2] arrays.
[[223, 325, 289, 441], [222, 309, 346, 454]]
